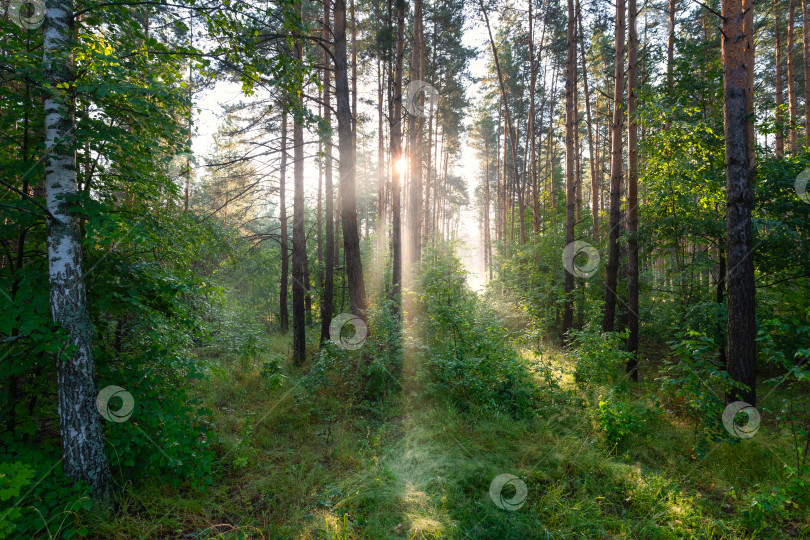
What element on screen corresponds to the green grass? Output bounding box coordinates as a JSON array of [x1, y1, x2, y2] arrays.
[[86, 336, 809, 539]]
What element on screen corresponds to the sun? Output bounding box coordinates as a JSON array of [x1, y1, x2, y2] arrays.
[[395, 157, 407, 174]]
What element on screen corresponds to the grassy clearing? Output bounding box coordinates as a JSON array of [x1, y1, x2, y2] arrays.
[[86, 332, 809, 539]]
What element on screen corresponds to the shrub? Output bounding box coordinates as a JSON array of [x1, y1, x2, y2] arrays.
[[656, 331, 741, 454], [596, 398, 651, 447], [260, 353, 287, 390], [567, 324, 631, 395], [416, 246, 539, 417]]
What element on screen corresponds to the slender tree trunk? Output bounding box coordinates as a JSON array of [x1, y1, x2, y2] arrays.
[[528, 0, 538, 236], [563, 0, 577, 333], [423, 96, 434, 245], [502, 124, 508, 239], [44, 0, 113, 503], [665, 0, 675, 130], [335, 0, 367, 318], [390, 0, 405, 307], [717, 241, 727, 368], [744, 0, 755, 166], [548, 65, 558, 227], [721, 0, 757, 404], [183, 22, 193, 212], [627, 0, 640, 379], [495, 108, 501, 242], [351, 0, 357, 166], [280, 110, 290, 332], [377, 57, 386, 252], [292, 2, 307, 365], [318, 103, 323, 294], [408, 0, 424, 265], [804, 0, 810, 146], [603, 0, 625, 333], [776, 3, 785, 157], [434, 128, 443, 242], [321, 0, 335, 342], [574, 82, 582, 224], [484, 135, 492, 280], [789, 0, 799, 152], [577, 0, 598, 240], [481, 0, 521, 242], [304, 242, 311, 321]]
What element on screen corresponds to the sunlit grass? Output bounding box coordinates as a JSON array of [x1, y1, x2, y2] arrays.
[[88, 332, 807, 539]]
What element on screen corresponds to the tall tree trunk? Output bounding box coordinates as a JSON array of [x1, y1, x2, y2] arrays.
[[603, 0, 625, 333], [321, 0, 335, 342], [377, 56, 386, 253], [528, 0, 538, 236], [304, 242, 311, 321], [626, 0, 640, 380], [335, 0, 367, 318], [292, 2, 307, 365], [390, 0, 405, 307], [280, 109, 290, 332], [804, 0, 810, 146], [775, 2, 785, 157], [577, 0, 598, 240], [351, 0, 357, 166], [408, 0, 424, 265], [423, 93, 434, 245], [744, 0, 754, 166], [318, 103, 323, 294], [789, 0, 798, 152], [484, 135, 492, 280], [44, 0, 113, 503], [721, 0, 757, 404], [183, 19, 193, 212], [563, 0, 577, 333], [665, 0, 675, 129], [548, 65, 558, 227], [717, 241, 727, 368], [481, 0, 521, 243], [574, 83, 582, 224], [496, 108, 501, 242]]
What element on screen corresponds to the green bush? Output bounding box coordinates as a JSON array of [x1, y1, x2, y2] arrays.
[[261, 353, 288, 390], [416, 245, 539, 417], [568, 324, 631, 395], [656, 331, 741, 454], [596, 398, 651, 447]]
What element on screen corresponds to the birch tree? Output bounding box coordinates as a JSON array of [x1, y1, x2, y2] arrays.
[[43, 0, 113, 503]]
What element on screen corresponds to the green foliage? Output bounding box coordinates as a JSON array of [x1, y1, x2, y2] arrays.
[[360, 298, 404, 401], [656, 332, 740, 454], [260, 354, 288, 390], [567, 324, 631, 394], [416, 245, 539, 416], [0, 462, 34, 538], [0, 450, 98, 540], [595, 398, 651, 447], [303, 297, 403, 408], [742, 467, 810, 530], [208, 304, 271, 362]]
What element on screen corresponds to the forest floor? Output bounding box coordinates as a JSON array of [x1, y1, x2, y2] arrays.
[[87, 331, 807, 539]]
